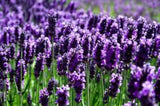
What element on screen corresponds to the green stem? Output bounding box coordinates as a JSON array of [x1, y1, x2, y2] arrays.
[[101, 71, 104, 106], [86, 63, 90, 106], [72, 88, 73, 106], [37, 79, 39, 106]]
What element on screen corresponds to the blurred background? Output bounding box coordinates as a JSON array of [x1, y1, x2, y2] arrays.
[[78, 0, 160, 22], [0, 0, 160, 22]]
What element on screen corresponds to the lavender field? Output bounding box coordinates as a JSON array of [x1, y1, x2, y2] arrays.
[[0, 0, 160, 106]]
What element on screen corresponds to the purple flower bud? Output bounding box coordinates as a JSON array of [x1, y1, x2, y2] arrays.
[[136, 17, 146, 41], [56, 85, 70, 106], [89, 60, 96, 79], [68, 47, 83, 73], [145, 23, 157, 39], [15, 59, 26, 91], [128, 63, 155, 99], [24, 37, 35, 64], [54, 42, 59, 59], [81, 34, 91, 62], [155, 67, 160, 102], [57, 54, 68, 75], [0, 70, 10, 91], [76, 63, 85, 73], [36, 35, 51, 55], [65, 1, 77, 13], [121, 40, 136, 64], [68, 33, 80, 50], [59, 36, 69, 55], [47, 77, 58, 95], [47, 10, 58, 37], [125, 18, 137, 40], [0, 47, 9, 70], [101, 40, 120, 70], [134, 38, 150, 67], [99, 18, 107, 34], [39, 88, 49, 106], [153, 36, 160, 57], [68, 71, 85, 103], [88, 15, 100, 30], [93, 41, 103, 68], [34, 53, 45, 78], [138, 81, 156, 106], [103, 73, 122, 103], [117, 15, 126, 29], [46, 52, 53, 70]]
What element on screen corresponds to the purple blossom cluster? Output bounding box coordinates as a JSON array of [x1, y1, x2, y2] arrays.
[[103, 73, 122, 103], [39, 88, 49, 106], [128, 63, 156, 105], [56, 85, 70, 106]]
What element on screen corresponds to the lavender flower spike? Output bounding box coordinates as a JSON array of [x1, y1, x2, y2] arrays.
[[39, 88, 49, 106], [56, 85, 70, 106]]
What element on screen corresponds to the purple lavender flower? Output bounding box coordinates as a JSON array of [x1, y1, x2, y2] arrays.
[[125, 18, 137, 40], [7, 43, 15, 59], [68, 47, 83, 73], [103, 73, 122, 103], [47, 77, 58, 95], [89, 60, 96, 79], [153, 35, 160, 57], [155, 67, 160, 102], [136, 17, 146, 41], [117, 15, 126, 29], [88, 15, 100, 30], [93, 40, 103, 68], [57, 54, 68, 75], [99, 18, 107, 34], [23, 37, 35, 64], [101, 40, 120, 70], [128, 63, 155, 99], [15, 59, 26, 91], [145, 22, 157, 39], [134, 38, 151, 67], [54, 42, 59, 59], [59, 36, 69, 55], [65, 1, 77, 13], [34, 53, 45, 78], [0, 47, 9, 70], [46, 52, 53, 70], [121, 40, 136, 64], [68, 71, 85, 103], [0, 70, 10, 91], [81, 33, 91, 62], [138, 81, 156, 106], [76, 63, 86, 73], [36, 35, 51, 56], [56, 85, 70, 106], [39, 88, 49, 106], [47, 10, 57, 38], [68, 33, 80, 50]]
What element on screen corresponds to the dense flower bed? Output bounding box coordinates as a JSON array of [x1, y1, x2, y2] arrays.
[[0, 0, 160, 106]]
